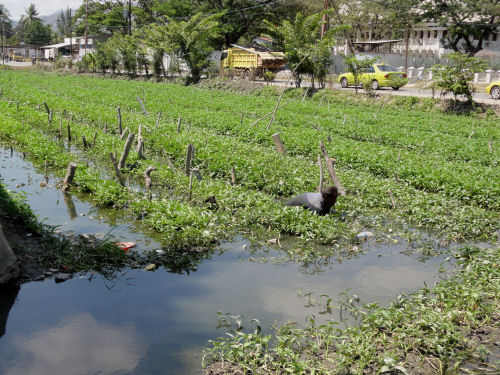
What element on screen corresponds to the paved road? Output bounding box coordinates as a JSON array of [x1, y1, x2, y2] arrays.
[[331, 83, 497, 105], [265, 78, 499, 106]]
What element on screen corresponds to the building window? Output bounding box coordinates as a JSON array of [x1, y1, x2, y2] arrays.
[[434, 30, 438, 38], [493, 33, 498, 41], [427, 30, 431, 38], [414, 31, 418, 38], [420, 31, 424, 39], [443, 30, 448, 38]]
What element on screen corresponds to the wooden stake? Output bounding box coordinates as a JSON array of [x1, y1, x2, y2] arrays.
[[59, 118, 62, 139], [318, 155, 323, 192], [144, 166, 156, 200], [240, 113, 244, 126], [44, 160, 48, 180], [388, 189, 396, 209], [166, 155, 175, 170], [231, 167, 236, 185], [117, 106, 122, 135], [119, 132, 135, 169], [138, 124, 143, 143], [137, 96, 148, 116], [137, 140, 145, 159], [272, 133, 285, 154], [48, 110, 53, 124], [185, 143, 193, 176], [62, 162, 77, 191], [489, 140, 493, 153], [120, 127, 129, 140], [342, 114, 346, 126], [319, 141, 345, 196], [109, 152, 125, 187], [301, 87, 309, 102], [188, 171, 194, 201], [156, 111, 162, 131], [191, 168, 202, 181], [82, 135, 88, 148], [177, 116, 182, 133], [67, 123, 71, 142], [43, 102, 50, 116], [16, 102, 19, 111], [104, 123, 108, 133]]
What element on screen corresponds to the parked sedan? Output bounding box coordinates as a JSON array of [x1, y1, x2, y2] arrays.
[[486, 81, 500, 99], [339, 64, 408, 90]]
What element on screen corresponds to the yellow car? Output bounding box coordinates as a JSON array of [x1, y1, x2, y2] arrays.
[[486, 81, 500, 99], [339, 64, 408, 90]]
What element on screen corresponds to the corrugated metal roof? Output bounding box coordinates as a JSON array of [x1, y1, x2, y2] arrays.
[[41, 42, 70, 49]]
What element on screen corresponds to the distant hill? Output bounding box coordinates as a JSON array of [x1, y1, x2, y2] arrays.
[[40, 11, 62, 30]]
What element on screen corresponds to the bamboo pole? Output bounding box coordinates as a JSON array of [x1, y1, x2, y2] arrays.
[[319, 141, 345, 196], [62, 162, 77, 191], [185, 144, 193, 176], [109, 152, 125, 187], [272, 133, 285, 154], [318, 155, 323, 192], [119, 133, 135, 169], [117, 106, 122, 135]]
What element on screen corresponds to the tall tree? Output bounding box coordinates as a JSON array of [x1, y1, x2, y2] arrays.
[[24, 20, 52, 45], [74, 1, 130, 36], [422, 0, 500, 56], [56, 8, 73, 37], [0, 4, 12, 38], [19, 3, 40, 31], [266, 11, 346, 88], [159, 12, 221, 84]]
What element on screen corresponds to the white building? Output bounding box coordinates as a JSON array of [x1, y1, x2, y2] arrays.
[[42, 37, 94, 60], [392, 23, 500, 58]]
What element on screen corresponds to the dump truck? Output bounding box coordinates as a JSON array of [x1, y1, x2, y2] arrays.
[[221, 44, 285, 72]]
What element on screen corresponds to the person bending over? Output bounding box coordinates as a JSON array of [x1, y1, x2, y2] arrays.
[[285, 186, 338, 216]]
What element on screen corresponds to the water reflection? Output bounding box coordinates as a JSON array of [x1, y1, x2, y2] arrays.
[[0, 285, 20, 339], [62, 192, 78, 220], [2, 313, 146, 375]]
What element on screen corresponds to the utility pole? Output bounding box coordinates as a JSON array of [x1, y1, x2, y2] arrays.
[[404, 25, 409, 72], [69, 8, 72, 59], [84, 0, 88, 56], [321, 0, 328, 38], [1, 25, 4, 65], [128, 0, 132, 36]]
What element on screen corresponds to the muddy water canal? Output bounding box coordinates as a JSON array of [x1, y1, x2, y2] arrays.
[[0, 148, 447, 375]]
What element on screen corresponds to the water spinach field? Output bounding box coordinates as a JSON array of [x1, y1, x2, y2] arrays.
[[0, 69, 498, 374]]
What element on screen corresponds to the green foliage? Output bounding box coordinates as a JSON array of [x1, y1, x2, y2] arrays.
[[0, 70, 498, 250], [160, 13, 222, 84], [24, 19, 52, 46], [422, 0, 500, 55], [262, 70, 276, 85], [56, 8, 73, 37], [266, 11, 346, 88], [343, 55, 378, 94], [94, 41, 119, 74], [203, 245, 500, 373], [431, 52, 488, 102]]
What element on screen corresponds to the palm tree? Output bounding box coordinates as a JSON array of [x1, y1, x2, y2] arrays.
[[0, 5, 11, 62], [19, 3, 40, 30]]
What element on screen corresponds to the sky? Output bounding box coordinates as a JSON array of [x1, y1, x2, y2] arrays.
[[1, 0, 83, 20]]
